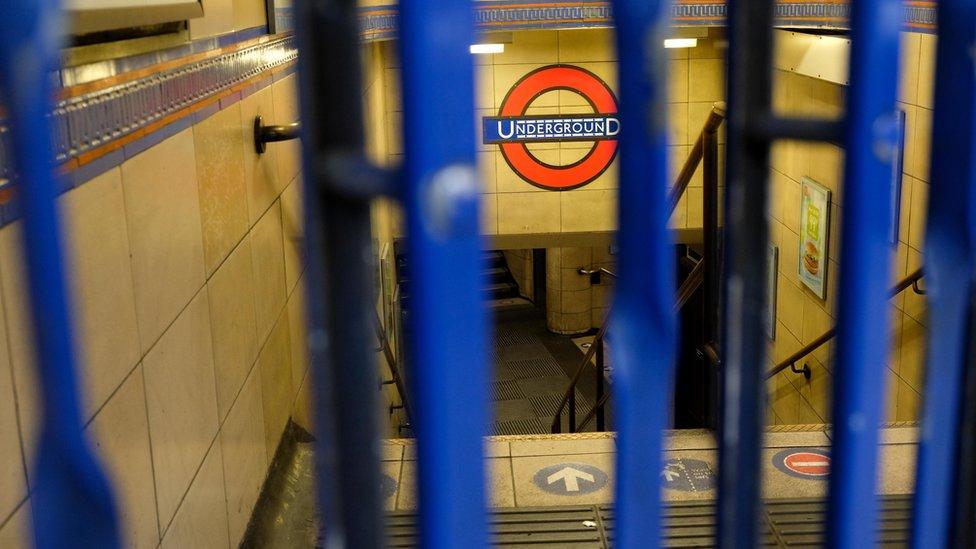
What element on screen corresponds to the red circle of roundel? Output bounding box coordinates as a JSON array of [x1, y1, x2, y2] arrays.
[[498, 65, 618, 191]]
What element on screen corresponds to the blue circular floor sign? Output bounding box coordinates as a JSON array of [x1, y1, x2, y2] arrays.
[[380, 473, 398, 499], [772, 447, 831, 479], [533, 463, 608, 495], [661, 458, 716, 492]]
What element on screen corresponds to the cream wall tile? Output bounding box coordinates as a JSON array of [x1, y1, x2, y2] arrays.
[[669, 58, 689, 103], [259, 310, 293, 463], [689, 58, 725, 103], [475, 64, 495, 111], [0, 287, 26, 526], [776, 275, 804, 340], [194, 104, 249, 275], [898, 32, 920, 105], [908, 177, 928, 251], [898, 175, 913, 244], [561, 189, 617, 232], [669, 192, 688, 228], [0, 225, 39, 468], [220, 364, 267, 545], [481, 193, 499, 235], [250, 202, 287, 342], [143, 291, 219, 527], [497, 192, 560, 234], [690, 31, 728, 60], [781, 175, 801, 234], [160, 441, 230, 549], [478, 152, 497, 193], [475, 109, 496, 152], [0, 502, 32, 548], [121, 129, 206, 352], [281, 177, 304, 293], [899, 314, 926, 391], [914, 107, 932, 183], [384, 68, 402, 113], [917, 33, 936, 109], [240, 85, 282, 226], [686, 187, 703, 228], [87, 367, 159, 549], [286, 280, 308, 397], [669, 102, 689, 146], [59, 167, 141, 421], [779, 227, 801, 287], [190, 0, 234, 39], [272, 75, 302, 187], [493, 30, 558, 65], [208, 238, 259, 421], [558, 29, 615, 63], [232, 0, 267, 30]]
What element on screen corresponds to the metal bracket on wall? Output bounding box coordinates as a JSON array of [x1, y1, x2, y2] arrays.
[[790, 361, 813, 380], [254, 115, 301, 154]]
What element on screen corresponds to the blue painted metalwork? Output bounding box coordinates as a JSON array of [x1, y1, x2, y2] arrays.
[[912, 1, 976, 546], [397, 1, 490, 548], [609, 1, 676, 547], [825, 0, 902, 546], [0, 1, 120, 547]]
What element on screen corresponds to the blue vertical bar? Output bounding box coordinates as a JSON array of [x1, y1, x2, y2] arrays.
[[825, 0, 902, 546], [397, 1, 489, 548], [0, 1, 120, 547], [610, 1, 676, 548], [912, 1, 976, 546]]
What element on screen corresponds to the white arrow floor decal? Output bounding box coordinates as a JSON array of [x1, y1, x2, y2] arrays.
[[547, 467, 595, 492]]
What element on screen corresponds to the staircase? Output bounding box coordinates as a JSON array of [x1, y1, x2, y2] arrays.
[[395, 245, 521, 305]]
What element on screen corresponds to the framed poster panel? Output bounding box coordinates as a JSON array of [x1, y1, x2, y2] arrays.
[[767, 245, 779, 341], [890, 108, 907, 245], [798, 177, 831, 300]]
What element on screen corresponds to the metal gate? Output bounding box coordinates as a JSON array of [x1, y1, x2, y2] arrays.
[[1, 0, 974, 548]]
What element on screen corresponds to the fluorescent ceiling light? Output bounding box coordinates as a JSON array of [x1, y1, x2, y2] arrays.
[[664, 38, 698, 49], [470, 43, 505, 54]]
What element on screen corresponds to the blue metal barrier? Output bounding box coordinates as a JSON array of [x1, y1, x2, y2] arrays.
[[0, 1, 120, 547], [397, 2, 490, 548], [610, 1, 676, 547], [912, 1, 976, 546], [6, 0, 976, 547], [826, 0, 902, 547]]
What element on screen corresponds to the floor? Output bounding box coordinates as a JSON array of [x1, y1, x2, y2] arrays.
[[244, 423, 919, 548], [488, 298, 598, 435]]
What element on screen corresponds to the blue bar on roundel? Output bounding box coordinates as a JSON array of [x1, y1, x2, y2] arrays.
[[824, 0, 901, 546], [397, 1, 490, 548], [610, 1, 676, 548], [911, 1, 976, 546]]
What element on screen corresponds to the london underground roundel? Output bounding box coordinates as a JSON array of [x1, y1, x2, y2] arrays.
[[483, 65, 619, 191]]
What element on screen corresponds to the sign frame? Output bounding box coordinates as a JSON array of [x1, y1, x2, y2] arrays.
[[797, 176, 831, 300]]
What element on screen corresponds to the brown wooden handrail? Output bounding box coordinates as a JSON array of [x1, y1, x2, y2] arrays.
[[764, 267, 925, 380], [373, 309, 413, 429], [550, 102, 727, 434]]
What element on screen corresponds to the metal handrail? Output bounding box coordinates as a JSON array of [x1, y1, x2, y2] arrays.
[[764, 267, 925, 380], [373, 310, 413, 431], [550, 103, 727, 434], [577, 267, 617, 278]]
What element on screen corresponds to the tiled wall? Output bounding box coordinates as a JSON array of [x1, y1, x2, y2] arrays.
[[381, 28, 726, 237], [765, 32, 932, 425], [0, 20, 310, 548]]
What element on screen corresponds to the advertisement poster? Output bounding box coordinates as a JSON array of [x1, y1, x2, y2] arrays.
[[798, 177, 831, 299]]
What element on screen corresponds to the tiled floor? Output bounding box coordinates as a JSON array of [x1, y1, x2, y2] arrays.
[[489, 300, 596, 435], [380, 425, 918, 510]]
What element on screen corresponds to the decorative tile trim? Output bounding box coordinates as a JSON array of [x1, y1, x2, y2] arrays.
[[0, 35, 297, 227], [355, 1, 938, 38]]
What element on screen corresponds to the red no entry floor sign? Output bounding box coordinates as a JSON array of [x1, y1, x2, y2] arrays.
[[773, 448, 831, 479]]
